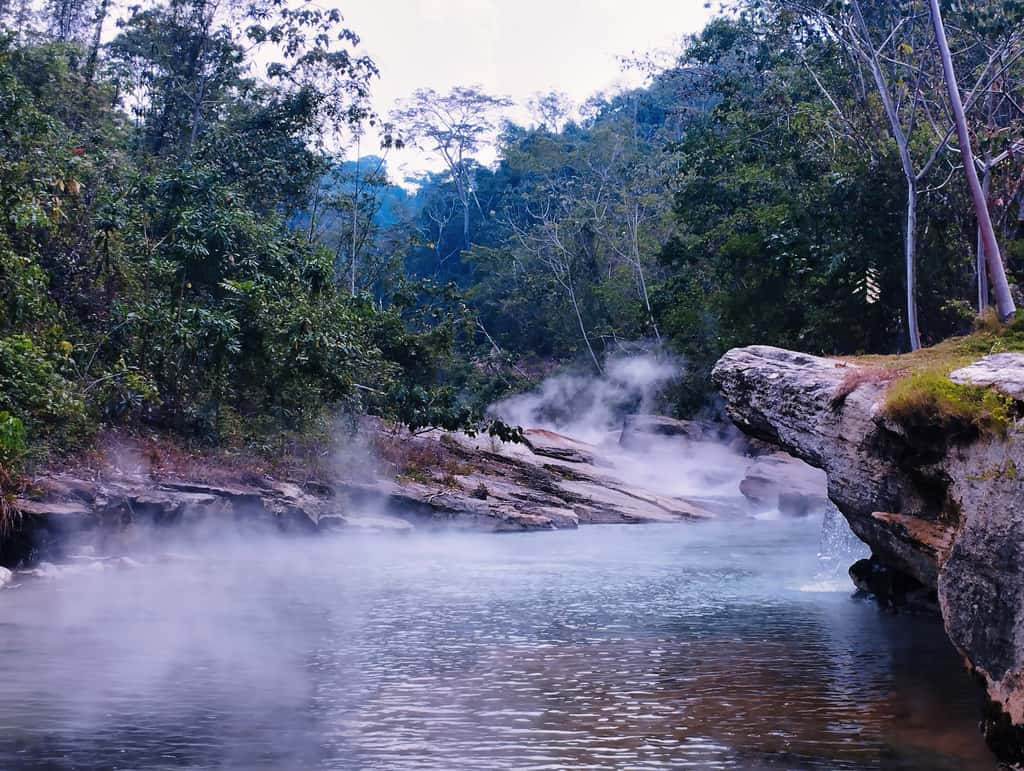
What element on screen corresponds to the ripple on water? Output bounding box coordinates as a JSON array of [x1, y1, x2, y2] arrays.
[[0, 519, 997, 770]]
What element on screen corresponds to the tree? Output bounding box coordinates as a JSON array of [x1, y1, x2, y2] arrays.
[[527, 90, 572, 132], [785, 0, 1024, 348], [392, 86, 512, 249], [927, 0, 1017, 321]]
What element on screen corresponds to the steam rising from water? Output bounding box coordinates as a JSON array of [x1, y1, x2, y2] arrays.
[[490, 353, 680, 444], [0, 524, 993, 770], [0, 354, 982, 770]]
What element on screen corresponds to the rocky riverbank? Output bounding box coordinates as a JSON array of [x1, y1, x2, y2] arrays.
[[0, 416, 829, 574], [713, 344, 1024, 764]]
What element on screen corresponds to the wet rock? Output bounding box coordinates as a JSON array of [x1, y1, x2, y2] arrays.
[[13, 499, 95, 518], [619, 415, 720, 448], [849, 556, 938, 613], [342, 429, 718, 534], [316, 513, 348, 532], [712, 343, 1024, 761], [738, 452, 828, 516], [338, 513, 413, 533], [25, 560, 108, 580], [523, 429, 600, 464], [3, 474, 341, 569]]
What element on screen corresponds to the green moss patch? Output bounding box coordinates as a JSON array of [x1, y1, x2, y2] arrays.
[[882, 367, 1014, 443]]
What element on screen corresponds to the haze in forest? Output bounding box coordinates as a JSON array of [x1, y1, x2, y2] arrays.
[[339, 0, 715, 178]]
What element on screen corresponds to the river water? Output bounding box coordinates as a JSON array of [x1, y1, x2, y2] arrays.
[[0, 517, 995, 770]]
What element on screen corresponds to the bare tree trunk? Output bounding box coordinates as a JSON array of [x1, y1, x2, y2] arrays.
[[852, 0, 923, 349], [351, 138, 360, 296], [567, 282, 602, 374], [928, 0, 1016, 321], [977, 163, 991, 313], [630, 203, 661, 343], [84, 0, 109, 84], [186, 69, 209, 156], [306, 178, 321, 245], [905, 181, 922, 350]]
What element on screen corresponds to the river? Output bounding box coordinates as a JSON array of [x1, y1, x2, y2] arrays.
[[0, 514, 996, 770]]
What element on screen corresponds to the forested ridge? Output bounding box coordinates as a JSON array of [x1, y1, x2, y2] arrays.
[[1, 0, 1023, 473]]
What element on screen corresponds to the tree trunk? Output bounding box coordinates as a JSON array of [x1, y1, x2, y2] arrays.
[[84, 0, 110, 85], [630, 203, 661, 343], [852, 0, 924, 349], [351, 139, 360, 295], [977, 164, 991, 313], [905, 180, 922, 350], [568, 282, 602, 374], [928, 0, 1016, 321]]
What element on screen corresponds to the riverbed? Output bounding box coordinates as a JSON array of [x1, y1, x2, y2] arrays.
[[0, 517, 995, 770]]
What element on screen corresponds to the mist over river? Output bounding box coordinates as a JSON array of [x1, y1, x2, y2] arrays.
[[0, 517, 994, 770]]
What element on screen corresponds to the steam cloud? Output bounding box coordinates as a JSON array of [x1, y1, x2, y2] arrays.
[[489, 352, 681, 444]]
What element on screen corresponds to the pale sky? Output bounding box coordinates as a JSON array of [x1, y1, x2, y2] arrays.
[[335, 0, 715, 181]]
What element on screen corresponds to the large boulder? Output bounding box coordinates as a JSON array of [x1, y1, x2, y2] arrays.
[[738, 452, 828, 516], [712, 344, 1024, 763], [3, 475, 341, 568], [343, 428, 717, 533]]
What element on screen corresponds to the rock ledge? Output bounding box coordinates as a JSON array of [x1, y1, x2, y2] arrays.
[[713, 344, 1024, 764]]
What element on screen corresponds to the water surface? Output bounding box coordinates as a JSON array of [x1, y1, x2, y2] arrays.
[[0, 518, 994, 770]]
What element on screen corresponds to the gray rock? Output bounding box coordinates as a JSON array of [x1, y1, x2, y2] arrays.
[[339, 426, 720, 533], [738, 452, 828, 516], [713, 344, 1024, 762], [13, 499, 94, 518], [950, 353, 1024, 401], [316, 513, 349, 532], [619, 415, 720, 448], [0, 565, 11, 589]]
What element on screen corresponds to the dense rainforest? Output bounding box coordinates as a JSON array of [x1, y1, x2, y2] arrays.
[[1, 0, 1023, 474]]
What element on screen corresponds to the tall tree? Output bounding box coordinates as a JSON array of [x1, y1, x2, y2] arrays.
[[927, 0, 1017, 321], [392, 86, 512, 249]]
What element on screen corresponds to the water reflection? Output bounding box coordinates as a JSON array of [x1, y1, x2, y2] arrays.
[[0, 519, 994, 770]]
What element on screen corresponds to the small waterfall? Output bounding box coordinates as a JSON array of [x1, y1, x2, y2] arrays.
[[802, 501, 870, 591]]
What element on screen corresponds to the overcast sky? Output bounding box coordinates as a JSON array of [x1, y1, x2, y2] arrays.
[[336, 0, 715, 181]]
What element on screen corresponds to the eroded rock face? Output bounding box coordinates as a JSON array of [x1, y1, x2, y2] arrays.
[[712, 344, 1024, 763], [4, 423, 728, 571], [619, 415, 720, 447], [351, 427, 720, 532]]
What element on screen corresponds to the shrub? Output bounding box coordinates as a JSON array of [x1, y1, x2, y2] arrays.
[[0, 411, 26, 467], [0, 334, 91, 453]]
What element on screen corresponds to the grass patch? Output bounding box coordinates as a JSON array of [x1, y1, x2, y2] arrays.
[[847, 312, 1024, 373], [843, 313, 1024, 444]]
